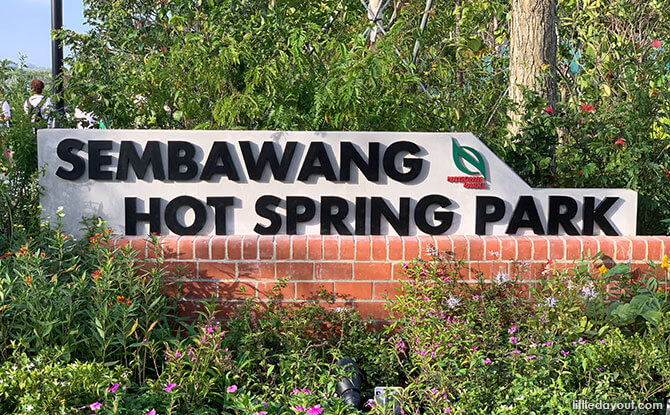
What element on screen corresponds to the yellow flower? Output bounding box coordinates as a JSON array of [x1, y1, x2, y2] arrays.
[[662, 254, 668, 269], [598, 265, 608, 274]]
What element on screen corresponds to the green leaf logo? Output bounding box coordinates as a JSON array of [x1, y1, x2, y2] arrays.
[[452, 138, 487, 179]]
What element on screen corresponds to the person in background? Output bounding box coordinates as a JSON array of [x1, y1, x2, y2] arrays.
[[23, 79, 53, 127]]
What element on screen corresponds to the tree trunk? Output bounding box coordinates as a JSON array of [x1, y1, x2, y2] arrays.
[[508, 0, 558, 136]]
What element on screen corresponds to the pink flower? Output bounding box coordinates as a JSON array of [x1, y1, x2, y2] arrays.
[[174, 351, 182, 358], [90, 402, 103, 411], [509, 337, 518, 344], [615, 138, 626, 147], [484, 358, 491, 364], [253, 412, 268, 415], [145, 410, 157, 415], [306, 405, 323, 415], [107, 383, 119, 393], [651, 40, 662, 48], [227, 385, 238, 393], [508, 327, 516, 334], [164, 383, 177, 392], [544, 107, 554, 115], [291, 388, 311, 395], [294, 406, 306, 411], [561, 350, 569, 356]]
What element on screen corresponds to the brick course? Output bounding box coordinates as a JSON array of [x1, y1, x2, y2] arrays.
[[116, 235, 670, 322]]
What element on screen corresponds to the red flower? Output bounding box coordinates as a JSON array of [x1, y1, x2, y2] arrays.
[[652, 91, 658, 96], [614, 138, 626, 146], [544, 107, 554, 115], [579, 171, 583, 176], [580, 103, 594, 112], [605, 72, 614, 79], [651, 40, 662, 48], [665, 172, 670, 179]]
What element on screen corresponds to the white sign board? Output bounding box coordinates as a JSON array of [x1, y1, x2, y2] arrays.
[[38, 130, 637, 237]]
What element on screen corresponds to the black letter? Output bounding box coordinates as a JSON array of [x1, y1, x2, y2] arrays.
[[89, 140, 113, 180], [506, 196, 545, 235], [116, 141, 165, 181], [56, 138, 85, 180], [415, 195, 454, 235], [254, 196, 282, 235], [548, 196, 580, 235], [339, 142, 379, 182], [321, 196, 352, 235], [207, 197, 235, 235], [286, 196, 316, 234], [201, 142, 241, 181], [298, 142, 337, 182], [164, 196, 206, 235], [125, 197, 161, 235], [582, 197, 619, 235], [475, 196, 505, 235], [370, 197, 410, 236], [383, 141, 424, 183], [240, 141, 297, 181], [168, 141, 198, 180], [355, 197, 367, 235]]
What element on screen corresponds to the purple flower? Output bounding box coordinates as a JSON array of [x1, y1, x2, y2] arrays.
[[306, 405, 323, 415], [508, 327, 516, 334], [599, 339, 605, 344], [90, 402, 103, 411], [107, 383, 119, 393], [524, 355, 537, 360], [164, 383, 177, 392], [227, 385, 238, 393], [509, 337, 518, 344], [511, 350, 521, 354]]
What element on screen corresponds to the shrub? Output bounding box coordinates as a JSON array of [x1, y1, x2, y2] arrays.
[[0, 216, 177, 382], [384, 246, 670, 414]]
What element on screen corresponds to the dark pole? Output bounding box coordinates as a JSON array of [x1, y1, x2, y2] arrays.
[[51, 0, 64, 127]]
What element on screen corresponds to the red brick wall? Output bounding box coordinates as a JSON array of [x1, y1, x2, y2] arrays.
[[113, 235, 670, 322]]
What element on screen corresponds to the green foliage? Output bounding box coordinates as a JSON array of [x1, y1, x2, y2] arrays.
[[62, 0, 509, 134], [0, 217, 177, 382], [0, 348, 128, 415]]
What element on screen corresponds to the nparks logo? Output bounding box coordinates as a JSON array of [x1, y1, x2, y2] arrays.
[[447, 138, 487, 189]]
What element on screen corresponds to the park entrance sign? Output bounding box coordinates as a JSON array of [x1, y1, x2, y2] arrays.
[[38, 130, 637, 237]]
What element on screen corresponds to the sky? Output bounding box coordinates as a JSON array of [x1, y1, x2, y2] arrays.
[[0, 0, 87, 69]]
